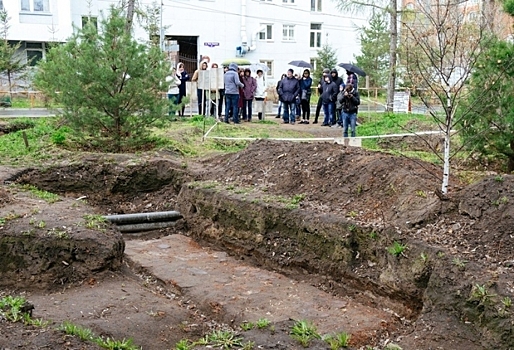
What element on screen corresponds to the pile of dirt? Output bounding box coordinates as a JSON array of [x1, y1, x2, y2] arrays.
[[1, 137, 513, 349]]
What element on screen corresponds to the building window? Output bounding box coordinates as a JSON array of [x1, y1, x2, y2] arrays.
[[82, 16, 98, 31], [282, 25, 295, 41], [282, 0, 294, 3], [310, 58, 317, 72], [311, 0, 322, 11], [310, 23, 322, 48], [0, 1, 4, 10], [260, 60, 273, 77], [21, 0, 50, 12], [258, 24, 273, 40], [26, 42, 44, 66]]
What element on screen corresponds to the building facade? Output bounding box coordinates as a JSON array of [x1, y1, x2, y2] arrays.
[[1, 0, 368, 83]]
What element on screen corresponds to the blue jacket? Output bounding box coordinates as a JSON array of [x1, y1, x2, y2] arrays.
[[224, 63, 244, 94], [278, 76, 300, 103]]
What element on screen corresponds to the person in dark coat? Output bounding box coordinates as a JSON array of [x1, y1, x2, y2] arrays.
[[346, 70, 359, 91], [313, 68, 330, 124], [320, 74, 338, 126], [176, 62, 189, 117], [223, 62, 244, 124], [241, 68, 257, 121], [277, 69, 300, 124], [341, 84, 360, 137], [275, 73, 286, 118], [299, 69, 312, 124], [330, 69, 344, 124]]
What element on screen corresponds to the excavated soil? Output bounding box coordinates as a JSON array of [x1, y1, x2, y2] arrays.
[[1, 135, 513, 349]]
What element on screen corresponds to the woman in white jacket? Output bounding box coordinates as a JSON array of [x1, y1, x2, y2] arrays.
[[254, 69, 267, 120], [166, 67, 182, 117]]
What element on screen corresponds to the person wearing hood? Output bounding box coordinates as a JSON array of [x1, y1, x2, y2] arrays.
[[192, 60, 208, 115], [341, 84, 360, 137], [223, 62, 244, 124], [346, 70, 359, 91], [254, 69, 267, 120], [176, 62, 189, 117], [241, 68, 257, 122], [299, 69, 312, 124], [320, 74, 338, 126], [277, 68, 300, 124], [330, 69, 344, 125], [313, 68, 330, 124]]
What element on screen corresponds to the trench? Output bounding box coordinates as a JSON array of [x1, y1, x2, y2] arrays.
[[5, 160, 427, 321]]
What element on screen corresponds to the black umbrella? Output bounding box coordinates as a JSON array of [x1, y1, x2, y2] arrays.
[[288, 60, 313, 69], [337, 63, 366, 77]]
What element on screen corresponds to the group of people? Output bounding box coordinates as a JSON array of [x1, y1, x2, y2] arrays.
[[275, 67, 360, 137], [166, 60, 360, 137]]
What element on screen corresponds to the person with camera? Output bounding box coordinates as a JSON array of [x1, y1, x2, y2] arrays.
[[341, 84, 360, 138]]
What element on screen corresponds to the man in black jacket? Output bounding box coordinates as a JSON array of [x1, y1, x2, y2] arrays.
[[278, 69, 300, 125], [320, 75, 338, 126], [313, 68, 330, 124], [341, 84, 360, 137]]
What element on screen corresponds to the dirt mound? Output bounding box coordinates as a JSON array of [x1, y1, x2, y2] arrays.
[[203, 140, 450, 228]]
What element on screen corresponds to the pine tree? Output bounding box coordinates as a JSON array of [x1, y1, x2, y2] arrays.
[[313, 43, 338, 84], [0, 10, 29, 95], [354, 11, 389, 89], [34, 5, 169, 152]]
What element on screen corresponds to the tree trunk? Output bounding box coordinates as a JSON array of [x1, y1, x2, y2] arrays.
[[386, 0, 398, 112], [508, 140, 514, 173], [125, 0, 135, 33], [441, 88, 452, 196]]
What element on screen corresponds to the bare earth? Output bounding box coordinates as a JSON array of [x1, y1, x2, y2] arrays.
[[1, 122, 513, 349]]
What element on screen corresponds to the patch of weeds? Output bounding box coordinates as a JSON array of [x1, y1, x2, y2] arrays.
[[24, 315, 49, 327], [242, 340, 256, 349], [95, 337, 139, 350], [199, 181, 219, 190], [470, 284, 496, 304], [83, 214, 108, 231], [347, 210, 358, 218], [437, 251, 445, 258], [494, 175, 504, 182], [356, 183, 364, 195], [19, 184, 60, 203], [47, 227, 70, 239], [174, 339, 192, 350], [502, 297, 512, 308], [21, 229, 35, 236], [4, 212, 21, 221], [256, 318, 271, 329], [251, 198, 260, 204], [420, 252, 428, 262], [59, 321, 140, 349], [387, 241, 407, 257], [204, 330, 243, 348], [240, 321, 255, 331], [0, 295, 32, 322], [59, 321, 95, 341], [348, 224, 357, 232], [286, 193, 305, 209], [234, 187, 252, 195], [290, 320, 321, 347], [323, 332, 351, 349], [369, 231, 378, 239], [36, 220, 46, 229], [452, 257, 467, 269], [226, 184, 235, 190], [415, 190, 427, 198]]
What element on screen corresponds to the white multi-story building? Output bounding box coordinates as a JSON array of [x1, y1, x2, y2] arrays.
[[1, 0, 367, 82]]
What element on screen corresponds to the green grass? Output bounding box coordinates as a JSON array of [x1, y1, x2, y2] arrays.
[[18, 184, 60, 203], [290, 320, 321, 347], [387, 241, 408, 257], [59, 320, 141, 349]]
